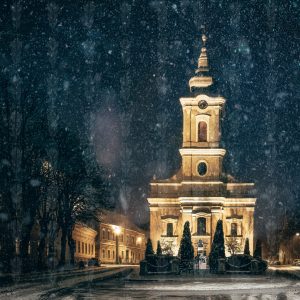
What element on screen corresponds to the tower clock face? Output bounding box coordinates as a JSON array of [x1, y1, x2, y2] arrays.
[[198, 100, 208, 109]]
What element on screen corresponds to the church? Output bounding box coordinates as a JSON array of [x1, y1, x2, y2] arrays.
[[148, 35, 256, 257]]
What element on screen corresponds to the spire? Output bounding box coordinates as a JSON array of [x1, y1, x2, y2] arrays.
[[196, 34, 209, 72], [189, 33, 213, 91]]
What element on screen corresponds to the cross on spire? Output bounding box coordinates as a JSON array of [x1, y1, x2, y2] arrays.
[[188, 30, 213, 91]]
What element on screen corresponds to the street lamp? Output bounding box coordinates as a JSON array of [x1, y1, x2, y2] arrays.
[[296, 233, 300, 237], [112, 225, 121, 264]]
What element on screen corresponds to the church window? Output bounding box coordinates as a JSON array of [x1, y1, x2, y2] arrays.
[[198, 121, 207, 142], [197, 217, 206, 235], [198, 162, 207, 176], [166, 223, 173, 237], [231, 223, 238, 237]]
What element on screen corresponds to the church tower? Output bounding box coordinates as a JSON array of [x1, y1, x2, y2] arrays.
[[148, 35, 256, 256]]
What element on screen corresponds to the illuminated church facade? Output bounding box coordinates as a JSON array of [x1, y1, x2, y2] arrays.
[[148, 35, 256, 257]]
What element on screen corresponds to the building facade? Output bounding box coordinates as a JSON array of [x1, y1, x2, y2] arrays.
[[20, 213, 145, 267], [148, 35, 256, 257], [98, 212, 146, 264], [72, 224, 98, 263]]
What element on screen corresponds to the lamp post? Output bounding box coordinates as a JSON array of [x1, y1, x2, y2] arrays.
[[112, 225, 121, 264]]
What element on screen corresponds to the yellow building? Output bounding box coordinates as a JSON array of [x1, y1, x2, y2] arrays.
[[148, 35, 256, 257], [72, 224, 97, 262], [99, 212, 146, 264], [17, 214, 145, 267]]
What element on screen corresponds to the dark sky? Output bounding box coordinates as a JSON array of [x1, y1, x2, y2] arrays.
[[1, 0, 300, 236]]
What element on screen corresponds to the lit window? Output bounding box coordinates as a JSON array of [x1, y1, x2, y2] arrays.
[[198, 121, 207, 142]]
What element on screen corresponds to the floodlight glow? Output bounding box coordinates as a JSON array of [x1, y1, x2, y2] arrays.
[[112, 225, 121, 235]]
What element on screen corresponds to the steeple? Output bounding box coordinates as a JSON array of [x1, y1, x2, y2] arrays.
[[189, 34, 213, 91]]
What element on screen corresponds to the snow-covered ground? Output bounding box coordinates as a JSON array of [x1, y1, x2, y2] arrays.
[[2, 270, 299, 300]]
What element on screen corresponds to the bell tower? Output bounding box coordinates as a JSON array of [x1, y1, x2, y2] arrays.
[[180, 34, 226, 182], [148, 33, 256, 258]]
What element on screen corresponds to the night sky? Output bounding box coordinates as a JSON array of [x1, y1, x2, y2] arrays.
[[1, 0, 300, 239]]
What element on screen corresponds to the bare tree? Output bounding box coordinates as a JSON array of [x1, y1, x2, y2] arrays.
[[226, 237, 242, 256]]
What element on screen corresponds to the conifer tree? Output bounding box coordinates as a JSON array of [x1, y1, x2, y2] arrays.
[[253, 239, 262, 259], [244, 238, 250, 255], [156, 240, 162, 255], [178, 221, 194, 261], [145, 238, 154, 256], [209, 220, 225, 272]]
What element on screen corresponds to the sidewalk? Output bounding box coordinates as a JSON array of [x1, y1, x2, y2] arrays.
[[268, 265, 300, 280], [0, 265, 133, 288], [0, 266, 134, 300]]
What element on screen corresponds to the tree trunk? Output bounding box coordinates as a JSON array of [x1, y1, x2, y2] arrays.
[[20, 225, 33, 273], [37, 219, 48, 270], [0, 223, 14, 273], [48, 238, 55, 270], [68, 232, 75, 265], [59, 227, 67, 266]]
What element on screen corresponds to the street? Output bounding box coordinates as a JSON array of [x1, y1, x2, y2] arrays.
[[1, 266, 300, 300]]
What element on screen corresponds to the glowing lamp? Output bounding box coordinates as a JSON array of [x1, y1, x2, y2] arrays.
[[112, 225, 121, 235]]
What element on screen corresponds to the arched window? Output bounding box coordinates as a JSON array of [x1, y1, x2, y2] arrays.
[[231, 223, 238, 237], [198, 121, 207, 142], [166, 223, 173, 237], [197, 217, 206, 235]]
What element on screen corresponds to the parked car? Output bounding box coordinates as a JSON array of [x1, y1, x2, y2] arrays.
[[88, 258, 101, 267], [292, 259, 300, 266]]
